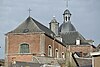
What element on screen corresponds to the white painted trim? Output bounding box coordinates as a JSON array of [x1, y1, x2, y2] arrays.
[[91, 52, 100, 56], [92, 57, 94, 67]]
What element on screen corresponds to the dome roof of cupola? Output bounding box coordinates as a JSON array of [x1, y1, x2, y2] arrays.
[[59, 21, 76, 33], [63, 9, 71, 15]]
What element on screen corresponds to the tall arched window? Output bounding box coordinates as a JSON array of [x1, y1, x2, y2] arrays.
[[48, 45, 52, 57], [66, 17, 67, 21], [55, 48, 59, 58], [20, 43, 29, 53], [62, 52, 65, 58]]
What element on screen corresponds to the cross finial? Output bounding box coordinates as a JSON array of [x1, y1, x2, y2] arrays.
[[64, 0, 70, 8], [28, 8, 32, 16]]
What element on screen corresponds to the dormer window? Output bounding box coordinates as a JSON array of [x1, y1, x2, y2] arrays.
[[23, 29, 29, 33], [76, 39, 81, 45]]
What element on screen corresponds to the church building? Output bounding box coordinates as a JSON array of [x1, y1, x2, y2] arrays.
[[5, 5, 96, 67]]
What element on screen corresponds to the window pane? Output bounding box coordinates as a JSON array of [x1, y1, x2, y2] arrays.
[[20, 44, 29, 53]]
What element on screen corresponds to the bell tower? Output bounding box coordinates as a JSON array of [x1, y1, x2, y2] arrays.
[[49, 16, 59, 36], [63, 0, 71, 23], [63, 9, 71, 23]]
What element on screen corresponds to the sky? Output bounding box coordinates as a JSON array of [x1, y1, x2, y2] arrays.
[[0, 0, 100, 59]]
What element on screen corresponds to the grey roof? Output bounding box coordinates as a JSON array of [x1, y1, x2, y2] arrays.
[[59, 21, 76, 33], [11, 61, 42, 67], [96, 44, 100, 51], [0, 59, 5, 66], [61, 31, 89, 45], [9, 16, 54, 36], [75, 58, 92, 67], [50, 16, 58, 23], [33, 56, 59, 65], [63, 9, 71, 15]]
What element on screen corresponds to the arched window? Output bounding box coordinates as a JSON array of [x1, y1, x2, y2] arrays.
[[62, 52, 65, 58], [48, 45, 52, 57], [66, 17, 67, 21], [68, 17, 70, 21], [20, 43, 29, 53], [55, 48, 59, 58]]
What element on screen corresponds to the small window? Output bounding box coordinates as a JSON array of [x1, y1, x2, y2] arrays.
[[68, 17, 70, 20], [23, 29, 29, 33], [62, 52, 65, 58], [55, 48, 59, 58], [48, 45, 52, 57], [66, 17, 67, 21], [20, 43, 29, 53]]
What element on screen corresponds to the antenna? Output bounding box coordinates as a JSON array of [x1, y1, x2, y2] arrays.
[[28, 8, 32, 16], [64, 0, 70, 8]]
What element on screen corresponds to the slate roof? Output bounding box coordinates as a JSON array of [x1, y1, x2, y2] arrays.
[[11, 61, 42, 67], [63, 9, 71, 15], [33, 56, 59, 64], [59, 21, 76, 33], [61, 31, 88, 45], [50, 16, 58, 23], [9, 16, 54, 36], [96, 44, 100, 51], [72, 53, 92, 67], [0, 59, 5, 66], [75, 58, 92, 67]]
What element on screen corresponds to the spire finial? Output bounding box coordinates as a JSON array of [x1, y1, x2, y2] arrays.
[[53, 16, 56, 19], [64, 0, 70, 9], [28, 8, 32, 16]]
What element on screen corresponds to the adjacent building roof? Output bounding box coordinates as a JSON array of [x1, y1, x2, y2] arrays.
[[72, 53, 92, 67], [0, 59, 5, 66], [96, 44, 100, 51], [9, 16, 54, 37], [33, 56, 59, 65], [76, 58, 92, 67], [11, 61, 42, 67]]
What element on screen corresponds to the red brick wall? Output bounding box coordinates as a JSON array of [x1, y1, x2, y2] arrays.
[[6, 33, 66, 67], [7, 33, 40, 54], [45, 35, 66, 58], [6, 33, 41, 66], [67, 45, 95, 57], [8, 54, 33, 62]]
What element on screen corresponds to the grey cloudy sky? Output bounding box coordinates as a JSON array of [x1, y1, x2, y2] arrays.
[[0, 0, 100, 59]]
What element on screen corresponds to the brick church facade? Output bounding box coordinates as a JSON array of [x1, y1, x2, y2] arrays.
[[5, 8, 96, 67]]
